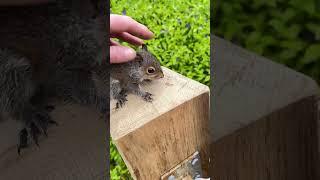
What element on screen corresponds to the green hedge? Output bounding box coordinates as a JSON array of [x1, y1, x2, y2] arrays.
[[110, 0, 209, 179], [213, 0, 320, 83], [110, 140, 132, 179]]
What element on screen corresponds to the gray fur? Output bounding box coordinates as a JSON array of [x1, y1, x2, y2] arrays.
[[110, 45, 164, 108], [0, 49, 35, 118], [0, 0, 108, 153]]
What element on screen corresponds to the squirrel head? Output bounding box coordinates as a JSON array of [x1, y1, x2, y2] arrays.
[[135, 44, 164, 80]]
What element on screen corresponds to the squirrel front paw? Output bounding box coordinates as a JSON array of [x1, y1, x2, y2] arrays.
[[142, 92, 153, 102], [115, 90, 128, 109]]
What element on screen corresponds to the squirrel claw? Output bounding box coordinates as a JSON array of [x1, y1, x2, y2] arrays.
[[17, 108, 56, 154], [18, 128, 28, 155], [143, 92, 153, 102], [115, 94, 128, 109]]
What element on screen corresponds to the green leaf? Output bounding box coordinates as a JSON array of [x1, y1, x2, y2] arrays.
[[285, 24, 301, 39], [289, 0, 316, 15], [306, 23, 320, 40], [302, 44, 320, 63], [278, 49, 299, 61], [279, 40, 307, 52], [269, 19, 285, 33]]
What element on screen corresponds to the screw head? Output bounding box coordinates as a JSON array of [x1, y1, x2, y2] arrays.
[[192, 158, 199, 166], [168, 175, 175, 180]]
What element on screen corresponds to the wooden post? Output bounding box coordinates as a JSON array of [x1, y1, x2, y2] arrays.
[[210, 35, 320, 179], [110, 67, 211, 179], [0, 104, 108, 180]]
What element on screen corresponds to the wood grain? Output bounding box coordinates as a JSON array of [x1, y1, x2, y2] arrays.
[[111, 66, 210, 179], [210, 96, 319, 180], [210, 35, 320, 180], [110, 67, 209, 140], [211, 35, 320, 142], [116, 93, 210, 179]]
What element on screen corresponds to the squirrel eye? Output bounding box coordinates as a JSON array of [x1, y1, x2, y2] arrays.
[[147, 67, 155, 74]]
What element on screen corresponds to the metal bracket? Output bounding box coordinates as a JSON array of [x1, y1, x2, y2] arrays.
[[161, 151, 210, 180]]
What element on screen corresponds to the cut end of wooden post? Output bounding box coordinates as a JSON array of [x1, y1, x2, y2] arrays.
[[110, 66, 210, 179], [110, 66, 209, 140]]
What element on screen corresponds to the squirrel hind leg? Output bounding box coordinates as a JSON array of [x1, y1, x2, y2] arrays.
[[114, 89, 128, 109], [0, 48, 56, 154], [110, 78, 128, 109]]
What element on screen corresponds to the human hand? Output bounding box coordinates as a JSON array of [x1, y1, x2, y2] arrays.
[[110, 14, 154, 63]]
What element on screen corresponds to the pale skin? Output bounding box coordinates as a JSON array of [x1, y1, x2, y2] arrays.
[[110, 14, 154, 63], [0, 0, 155, 64]]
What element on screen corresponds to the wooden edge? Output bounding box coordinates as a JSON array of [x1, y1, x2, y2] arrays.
[[160, 151, 202, 179], [113, 92, 211, 179], [111, 66, 210, 140], [211, 35, 320, 142], [113, 140, 137, 179], [210, 95, 319, 179]]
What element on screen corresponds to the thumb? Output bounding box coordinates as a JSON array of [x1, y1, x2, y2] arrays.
[[110, 45, 136, 63]]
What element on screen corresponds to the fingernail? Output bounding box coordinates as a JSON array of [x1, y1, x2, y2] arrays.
[[140, 24, 154, 38]]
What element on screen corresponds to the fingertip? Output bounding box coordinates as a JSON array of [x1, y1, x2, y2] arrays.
[[111, 14, 155, 40], [124, 48, 136, 60], [110, 46, 136, 63], [140, 25, 154, 39]]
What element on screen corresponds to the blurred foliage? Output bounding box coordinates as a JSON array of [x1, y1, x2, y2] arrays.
[[213, 0, 320, 83], [110, 0, 209, 179], [111, 0, 210, 85], [110, 140, 133, 180]]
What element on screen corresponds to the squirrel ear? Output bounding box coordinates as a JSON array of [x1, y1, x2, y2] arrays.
[[141, 44, 148, 51], [135, 53, 143, 62]]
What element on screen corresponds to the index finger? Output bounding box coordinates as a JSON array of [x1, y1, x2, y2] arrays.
[[110, 14, 154, 40]]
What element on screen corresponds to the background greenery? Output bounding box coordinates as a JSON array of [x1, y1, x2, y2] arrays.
[[110, 0, 209, 179], [213, 0, 320, 83]]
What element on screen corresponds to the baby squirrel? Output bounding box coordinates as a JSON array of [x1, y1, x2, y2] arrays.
[[110, 44, 164, 109], [0, 0, 108, 154]]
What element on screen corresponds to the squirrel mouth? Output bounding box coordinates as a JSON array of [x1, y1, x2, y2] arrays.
[[143, 73, 164, 81], [156, 73, 164, 79]]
